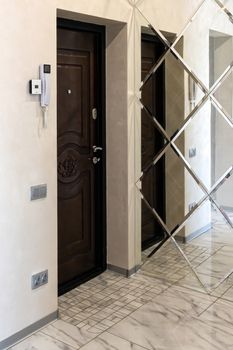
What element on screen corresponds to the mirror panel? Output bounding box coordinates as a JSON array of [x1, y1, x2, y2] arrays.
[[174, 198, 233, 290], [135, 0, 204, 43], [135, 0, 233, 292], [173, 0, 233, 89]]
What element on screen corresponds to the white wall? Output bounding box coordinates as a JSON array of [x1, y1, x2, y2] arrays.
[[1, 0, 232, 344], [0, 0, 133, 342]]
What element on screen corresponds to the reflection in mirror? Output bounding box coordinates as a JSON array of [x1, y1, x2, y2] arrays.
[[136, 0, 204, 44], [141, 147, 206, 232], [174, 198, 233, 291], [213, 71, 233, 121], [216, 0, 233, 20], [141, 238, 195, 284], [141, 47, 206, 137], [173, 0, 233, 88], [136, 0, 233, 292], [173, 99, 233, 190]]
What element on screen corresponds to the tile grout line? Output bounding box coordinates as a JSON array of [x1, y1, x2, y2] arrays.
[[59, 272, 171, 329]]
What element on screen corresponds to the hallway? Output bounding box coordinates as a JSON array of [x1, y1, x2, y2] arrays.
[[10, 267, 233, 349]]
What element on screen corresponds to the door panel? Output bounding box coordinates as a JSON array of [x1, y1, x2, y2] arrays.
[[57, 22, 105, 294], [141, 35, 166, 250]]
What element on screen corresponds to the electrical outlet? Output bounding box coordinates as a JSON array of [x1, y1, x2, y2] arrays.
[[189, 148, 197, 158], [31, 270, 48, 290]]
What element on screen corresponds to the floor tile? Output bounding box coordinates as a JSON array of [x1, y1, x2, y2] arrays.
[[79, 332, 147, 350], [199, 298, 233, 332], [108, 299, 233, 350], [10, 332, 76, 350], [41, 320, 98, 348]]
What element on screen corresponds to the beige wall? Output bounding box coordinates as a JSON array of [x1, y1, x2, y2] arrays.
[[0, 0, 134, 342]]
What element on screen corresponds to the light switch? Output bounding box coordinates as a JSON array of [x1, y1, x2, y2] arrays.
[[30, 184, 47, 201]]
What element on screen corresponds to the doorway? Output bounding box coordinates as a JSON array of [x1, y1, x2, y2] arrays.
[[141, 32, 166, 250], [57, 19, 106, 295]]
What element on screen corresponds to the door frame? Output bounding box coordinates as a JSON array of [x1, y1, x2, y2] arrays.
[[57, 18, 107, 295], [141, 31, 166, 251]]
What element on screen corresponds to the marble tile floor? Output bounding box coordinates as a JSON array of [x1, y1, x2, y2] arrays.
[[142, 209, 233, 291], [9, 267, 233, 350], [8, 210, 233, 349]]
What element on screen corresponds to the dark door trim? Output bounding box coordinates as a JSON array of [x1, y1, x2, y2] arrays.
[[57, 18, 106, 296], [141, 32, 166, 251]]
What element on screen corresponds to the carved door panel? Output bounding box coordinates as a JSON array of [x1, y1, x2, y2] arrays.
[[57, 22, 105, 294]]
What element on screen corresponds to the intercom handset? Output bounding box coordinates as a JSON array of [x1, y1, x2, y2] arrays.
[[39, 64, 51, 128], [40, 64, 51, 107]]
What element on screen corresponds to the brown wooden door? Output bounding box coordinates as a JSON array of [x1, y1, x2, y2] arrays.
[[141, 34, 166, 250], [57, 20, 106, 294]]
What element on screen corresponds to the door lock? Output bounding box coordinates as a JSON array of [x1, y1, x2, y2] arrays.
[[92, 157, 101, 165]]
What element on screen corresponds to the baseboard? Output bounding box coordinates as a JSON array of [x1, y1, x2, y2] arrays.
[[175, 223, 212, 244], [107, 264, 140, 277], [0, 310, 58, 350]]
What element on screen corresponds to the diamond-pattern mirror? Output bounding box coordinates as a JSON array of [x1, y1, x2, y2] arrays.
[[173, 99, 233, 190], [134, 0, 233, 292], [174, 197, 233, 290], [213, 70, 233, 121], [135, 0, 204, 43], [141, 49, 206, 138], [173, 0, 233, 89], [140, 146, 206, 232]]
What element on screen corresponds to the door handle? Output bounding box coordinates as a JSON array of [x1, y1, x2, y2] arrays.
[[93, 145, 103, 153], [92, 157, 101, 165]]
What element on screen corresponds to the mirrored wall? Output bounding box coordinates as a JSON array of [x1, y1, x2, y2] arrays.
[[134, 0, 233, 293]]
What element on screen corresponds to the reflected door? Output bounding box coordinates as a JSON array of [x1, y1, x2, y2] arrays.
[[141, 33, 166, 250], [57, 20, 106, 295]]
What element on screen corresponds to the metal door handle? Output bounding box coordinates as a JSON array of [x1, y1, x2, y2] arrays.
[[93, 145, 103, 153], [92, 157, 101, 165]]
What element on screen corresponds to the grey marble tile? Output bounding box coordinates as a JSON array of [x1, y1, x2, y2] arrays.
[[11, 332, 76, 350], [108, 299, 233, 350], [221, 283, 233, 302], [79, 332, 148, 350], [199, 298, 233, 333], [175, 269, 233, 296], [194, 247, 233, 286], [41, 320, 99, 348]]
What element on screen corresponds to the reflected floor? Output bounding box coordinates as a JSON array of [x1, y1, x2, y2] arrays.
[[141, 209, 233, 293]]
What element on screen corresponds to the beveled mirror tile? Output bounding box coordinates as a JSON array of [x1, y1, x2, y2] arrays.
[[135, 6, 169, 94], [173, 0, 233, 89], [141, 50, 206, 138], [141, 239, 194, 284], [141, 109, 168, 171], [135, 0, 204, 44], [213, 70, 233, 121], [141, 146, 206, 232], [215, 0, 233, 19], [210, 170, 233, 227], [174, 198, 233, 290], [173, 99, 233, 191]]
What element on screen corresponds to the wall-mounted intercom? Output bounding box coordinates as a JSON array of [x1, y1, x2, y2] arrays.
[[29, 64, 51, 128], [29, 80, 42, 95]]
